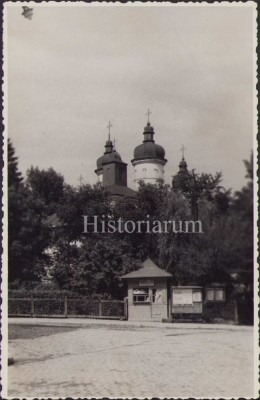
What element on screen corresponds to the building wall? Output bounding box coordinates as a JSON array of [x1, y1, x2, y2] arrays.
[[132, 160, 165, 189], [96, 171, 103, 182], [127, 278, 169, 321], [103, 163, 127, 187]]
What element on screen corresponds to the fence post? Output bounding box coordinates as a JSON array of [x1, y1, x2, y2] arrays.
[[64, 296, 68, 318], [124, 297, 128, 320], [31, 295, 35, 317], [234, 299, 238, 325], [99, 300, 102, 317]]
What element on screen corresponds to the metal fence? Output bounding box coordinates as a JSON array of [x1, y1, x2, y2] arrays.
[[8, 297, 127, 319]]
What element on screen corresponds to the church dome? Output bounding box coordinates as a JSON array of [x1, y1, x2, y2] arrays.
[[132, 122, 166, 162], [133, 142, 165, 161], [103, 149, 122, 164], [144, 124, 154, 134], [96, 155, 104, 170], [179, 158, 187, 171]]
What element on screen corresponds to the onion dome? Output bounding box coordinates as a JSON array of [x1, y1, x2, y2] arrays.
[[96, 135, 125, 172], [96, 155, 104, 170], [104, 137, 113, 154], [95, 136, 113, 172], [179, 157, 188, 173], [172, 156, 190, 191], [132, 122, 167, 162], [111, 149, 122, 161], [103, 148, 123, 164]]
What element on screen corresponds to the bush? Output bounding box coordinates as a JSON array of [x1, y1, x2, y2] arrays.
[[67, 298, 99, 316], [9, 299, 31, 315], [202, 299, 235, 322], [101, 300, 124, 317], [34, 299, 65, 315], [8, 290, 83, 299]]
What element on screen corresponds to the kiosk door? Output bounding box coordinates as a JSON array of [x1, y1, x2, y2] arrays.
[[151, 288, 163, 320]]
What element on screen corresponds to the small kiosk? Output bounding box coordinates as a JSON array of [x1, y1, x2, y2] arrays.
[[121, 258, 172, 321], [171, 286, 203, 320]]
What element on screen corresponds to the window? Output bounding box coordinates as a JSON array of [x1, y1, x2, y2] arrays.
[[206, 287, 225, 302], [133, 288, 150, 303]]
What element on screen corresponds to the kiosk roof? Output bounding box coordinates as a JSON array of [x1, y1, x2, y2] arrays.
[[121, 258, 172, 279]]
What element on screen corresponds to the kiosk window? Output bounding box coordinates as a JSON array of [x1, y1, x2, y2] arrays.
[[133, 288, 149, 303]]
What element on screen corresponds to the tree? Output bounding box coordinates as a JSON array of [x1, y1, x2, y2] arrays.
[[226, 152, 254, 287], [8, 149, 51, 284], [48, 181, 150, 296], [8, 139, 23, 188], [26, 167, 65, 214], [8, 146, 58, 285], [172, 168, 231, 217], [131, 180, 233, 286]]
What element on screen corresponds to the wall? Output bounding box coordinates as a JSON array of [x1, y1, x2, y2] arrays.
[[127, 278, 169, 321], [133, 160, 165, 189], [103, 162, 127, 187]]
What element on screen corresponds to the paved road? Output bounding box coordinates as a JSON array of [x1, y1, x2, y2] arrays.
[[7, 319, 255, 398]]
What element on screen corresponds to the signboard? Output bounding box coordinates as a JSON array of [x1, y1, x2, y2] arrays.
[[215, 288, 224, 301], [139, 279, 154, 287], [206, 289, 215, 301], [192, 290, 202, 302], [172, 288, 193, 305]]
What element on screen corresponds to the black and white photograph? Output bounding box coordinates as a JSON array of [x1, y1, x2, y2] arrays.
[[2, 2, 258, 398]]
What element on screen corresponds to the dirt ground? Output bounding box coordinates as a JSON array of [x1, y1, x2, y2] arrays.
[[7, 318, 255, 398]]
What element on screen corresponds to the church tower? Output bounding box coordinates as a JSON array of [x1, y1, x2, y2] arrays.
[[95, 122, 136, 198], [95, 133, 114, 183], [131, 110, 167, 189], [172, 146, 190, 191]]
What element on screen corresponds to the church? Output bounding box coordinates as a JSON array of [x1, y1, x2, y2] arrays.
[[93, 119, 238, 323], [94, 111, 186, 195]]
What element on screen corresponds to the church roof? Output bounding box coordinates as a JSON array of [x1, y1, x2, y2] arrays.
[[132, 122, 167, 163], [104, 184, 136, 198], [121, 258, 172, 279], [133, 141, 166, 161], [102, 149, 125, 165], [96, 135, 126, 170]]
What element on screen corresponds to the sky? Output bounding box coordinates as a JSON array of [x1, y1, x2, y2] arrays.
[[5, 3, 256, 192]]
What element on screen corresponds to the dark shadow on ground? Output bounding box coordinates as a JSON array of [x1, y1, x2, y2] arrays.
[[8, 324, 80, 340]]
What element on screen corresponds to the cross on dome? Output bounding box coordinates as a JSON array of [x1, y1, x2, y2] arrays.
[[180, 144, 186, 160], [145, 108, 152, 124], [79, 174, 84, 186], [107, 121, 112, 140]]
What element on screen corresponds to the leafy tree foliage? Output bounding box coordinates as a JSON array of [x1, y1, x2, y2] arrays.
[[226, 152, 254, 287], [26, 167, 65, 214], [8, 142, 50, 284], [8, 139, 23, 188], [172, 168, 231, 217], [8, 143, 253, 299]]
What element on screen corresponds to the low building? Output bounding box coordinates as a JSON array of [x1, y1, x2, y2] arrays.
[[121, 258, 172, 321]]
